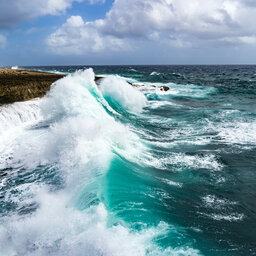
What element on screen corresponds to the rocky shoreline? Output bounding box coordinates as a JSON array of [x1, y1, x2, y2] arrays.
[[0, 68, 169, 105], [0, 69, 65, 105], [0, 69, 113, 105]]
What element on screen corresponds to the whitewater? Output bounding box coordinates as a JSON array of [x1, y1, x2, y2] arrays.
[[0, 65, 255, 256]]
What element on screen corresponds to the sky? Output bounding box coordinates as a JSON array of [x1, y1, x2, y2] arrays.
[[1, 0, 256, 66]]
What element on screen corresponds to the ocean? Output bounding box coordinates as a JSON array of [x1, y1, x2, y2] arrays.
[[0, 65, 255, 255]]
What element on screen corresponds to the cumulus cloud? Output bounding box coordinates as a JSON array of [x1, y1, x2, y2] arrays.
[[0, 0, 105, 29], [100, 0, 256, 44], [0, 34, 6, 48], [47, 0, 256, 54], [47, 16, 128, 54]]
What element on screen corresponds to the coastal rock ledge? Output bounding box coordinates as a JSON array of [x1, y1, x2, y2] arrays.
[[0, 69, 170, 105], [0, 69, 65, 105]]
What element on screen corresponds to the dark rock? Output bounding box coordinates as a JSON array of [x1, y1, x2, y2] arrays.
[[132, 83, 144, 88], [94, 76, 104, 85], [160, 86, 169, 91]]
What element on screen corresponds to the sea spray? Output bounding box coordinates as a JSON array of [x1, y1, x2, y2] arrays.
[[1, 65, 254, 255], [0, 185, 175, 256], [0, 69, 197, 256], [0, 100, 42, 165], [0, 99, 41, 134], [99, 75, 147, 114]]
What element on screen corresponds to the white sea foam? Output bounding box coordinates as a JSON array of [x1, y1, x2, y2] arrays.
[[217, 121, 256, 146], [171, 154, 223, 170], [0, 69, 201, 256], [167, 83, 217, 99], [11, 65, 19, 70], [99, 75, 147, 114], [160, 178, 183, 188], [0, 99, 41, 134], [141, 153, 223, 171], [144, 82, 217, 99], [199, 195, 244, 222], [202, 195, 237, 209], [148, 107, 256, 150], [3, 69, 144, 178], [0, 99, 42, 160], [150, 71, 161, 76], [0, 180, 165, 256], [149, 100, 182, 109], [199, 212, 244, 222], [0, 183, 174, 256]]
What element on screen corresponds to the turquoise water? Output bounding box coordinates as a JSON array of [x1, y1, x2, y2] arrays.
[[0, 66, 256, 255]]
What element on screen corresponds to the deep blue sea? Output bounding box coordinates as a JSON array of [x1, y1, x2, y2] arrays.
[[0, 65, 256, 255]]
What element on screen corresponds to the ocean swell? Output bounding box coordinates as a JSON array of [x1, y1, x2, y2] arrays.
[[0, 69, 201, 256]]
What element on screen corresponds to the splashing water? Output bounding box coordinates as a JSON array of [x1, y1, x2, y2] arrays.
[[1, 65, 256, 256]]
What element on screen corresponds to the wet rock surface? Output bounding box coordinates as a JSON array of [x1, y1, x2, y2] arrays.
[[160, 86, 169, 91]]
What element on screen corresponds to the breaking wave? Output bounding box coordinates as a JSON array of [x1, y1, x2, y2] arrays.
[[0, 99, 41, 135], [0, 69, 201, 256]]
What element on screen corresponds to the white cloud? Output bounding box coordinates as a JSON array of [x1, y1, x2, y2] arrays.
[[0, 34, 7, 48], [47, 16, 128, 54], [47, 0, 256, 54], [100, 0, 256, 44], [0, 0, 104, 28]]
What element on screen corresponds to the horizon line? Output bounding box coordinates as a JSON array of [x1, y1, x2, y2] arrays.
[[1, 64, 256, 67]]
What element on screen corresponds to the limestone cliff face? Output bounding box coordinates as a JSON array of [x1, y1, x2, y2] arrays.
[[0, 69, 65, 105]]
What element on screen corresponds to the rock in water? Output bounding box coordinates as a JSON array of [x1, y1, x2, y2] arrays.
[[160, 86, 169, 91]]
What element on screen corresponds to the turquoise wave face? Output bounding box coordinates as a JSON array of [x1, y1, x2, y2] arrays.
[[0, 66, 256, 256]]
